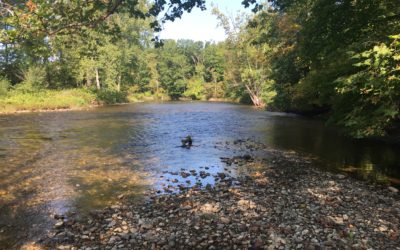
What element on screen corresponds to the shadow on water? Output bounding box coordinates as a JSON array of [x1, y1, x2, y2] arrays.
[[260, 115, 400, 184], [0, 102, 399, 248]]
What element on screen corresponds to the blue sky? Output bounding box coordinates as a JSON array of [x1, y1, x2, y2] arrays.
[[159, 0, 251, 42]]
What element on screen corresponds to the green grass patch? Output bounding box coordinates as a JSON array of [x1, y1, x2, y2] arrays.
[[0, 88, 97, 113], [0, 87, 198, 114]]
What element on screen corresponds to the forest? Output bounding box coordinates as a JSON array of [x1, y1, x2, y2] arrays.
[[0, 0, 399, 138]]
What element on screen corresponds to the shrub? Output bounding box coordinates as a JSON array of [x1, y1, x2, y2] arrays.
[[183, 78, 206, 100], [331, 37, 400, 138], [94, 89, 128, 104], [0, 77, 10, 96], [16, 65, 47, 93]]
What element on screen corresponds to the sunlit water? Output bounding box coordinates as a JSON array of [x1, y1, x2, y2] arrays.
[[0, 102, 399, 248]]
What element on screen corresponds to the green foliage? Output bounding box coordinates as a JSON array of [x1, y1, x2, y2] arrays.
[[94, 89, 128, 104], [182, 64, 206, 100], [156, 40, 192, 99], [0, 0, 207, 43], [0, 76, 10, 96], [0, 89, 97, 112], [261, 79, 277, 106], [330, 37, 400, 137], [16, 65, 48, 93], [127, 91, 167, 102], [213, 7, 275, 107], [250, 0, 400, 137], [203, 42, 225, 84], [183, 78, 205, 100]]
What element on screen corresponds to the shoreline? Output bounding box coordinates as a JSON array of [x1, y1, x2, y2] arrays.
[[36, 141, 399, 250], [0, 105, 99, 115], [0, 99, 240, 116]]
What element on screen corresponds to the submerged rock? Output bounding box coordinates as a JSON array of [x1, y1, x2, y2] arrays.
[[181, 135, 193, 148]]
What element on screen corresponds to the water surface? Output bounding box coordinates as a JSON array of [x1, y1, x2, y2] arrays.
[[0, 102, 399, 248]]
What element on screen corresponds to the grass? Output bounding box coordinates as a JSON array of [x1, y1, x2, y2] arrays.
[[0, 87, 232, 114], [0, 88, 129, 113]]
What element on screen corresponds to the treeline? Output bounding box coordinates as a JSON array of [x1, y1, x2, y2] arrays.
[[1, 0, 399, 138], [0, 5, 226, 104]]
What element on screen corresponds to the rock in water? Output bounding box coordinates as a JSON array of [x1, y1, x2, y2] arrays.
[[181, 135, 193, 148], [243, 154, 252, 161]]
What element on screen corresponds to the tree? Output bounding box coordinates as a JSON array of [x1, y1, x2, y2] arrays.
[[203, 42, 225, 98], [213, 7, 275, 107], [0, 0, 207, 43], [331, 36, 400, 137], [249, 0, 400, 136], [156, 40, 191, 99]]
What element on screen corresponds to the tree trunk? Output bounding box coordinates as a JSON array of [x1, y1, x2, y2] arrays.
[[245, 84, 264, 108], [95, 68, 100, 90], [214, 79, 217, 97], [5, 43, 9, 65], [86, 70, 92, 87], [4, 23, 9, 65], [117, 75, 121, 92], [252, 95, 264, 107]]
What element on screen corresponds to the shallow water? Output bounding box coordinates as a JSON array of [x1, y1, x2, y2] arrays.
[[0, 102, 399, 248]]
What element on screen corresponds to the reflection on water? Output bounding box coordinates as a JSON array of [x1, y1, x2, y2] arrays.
[[0, 102, 399, 248], [261, 115, 400, 182]]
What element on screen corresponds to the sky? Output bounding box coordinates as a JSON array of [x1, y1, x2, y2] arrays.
[[159, 0, 251, 42]]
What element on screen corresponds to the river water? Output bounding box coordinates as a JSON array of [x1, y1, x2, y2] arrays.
[[0, 102, 399, 248]]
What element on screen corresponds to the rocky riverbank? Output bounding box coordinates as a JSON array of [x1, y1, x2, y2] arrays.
[[38, 141, 399, 250]]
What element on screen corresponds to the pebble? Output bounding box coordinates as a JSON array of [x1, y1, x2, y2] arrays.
[[377, 225, 388, 232], [336, 174, 346, 179], [388, 186, 399, 193], [42, 139, 400, 250], [54, 221, 64, 229]]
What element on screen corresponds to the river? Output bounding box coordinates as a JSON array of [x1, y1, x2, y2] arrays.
[[0, 102, 399, 248]]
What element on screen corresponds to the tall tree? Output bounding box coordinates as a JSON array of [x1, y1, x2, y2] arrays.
[[213, 7, 275, 107]]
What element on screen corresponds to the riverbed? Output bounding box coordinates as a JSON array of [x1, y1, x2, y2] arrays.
[[0, 102, 399, 248]]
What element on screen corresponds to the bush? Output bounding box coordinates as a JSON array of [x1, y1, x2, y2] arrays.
[[183, 78, 206, 100], [16, 65, 47, 93], [0, 77, 10, 96], [330, 38, 400, 138], [94, 89, 128, 104]]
